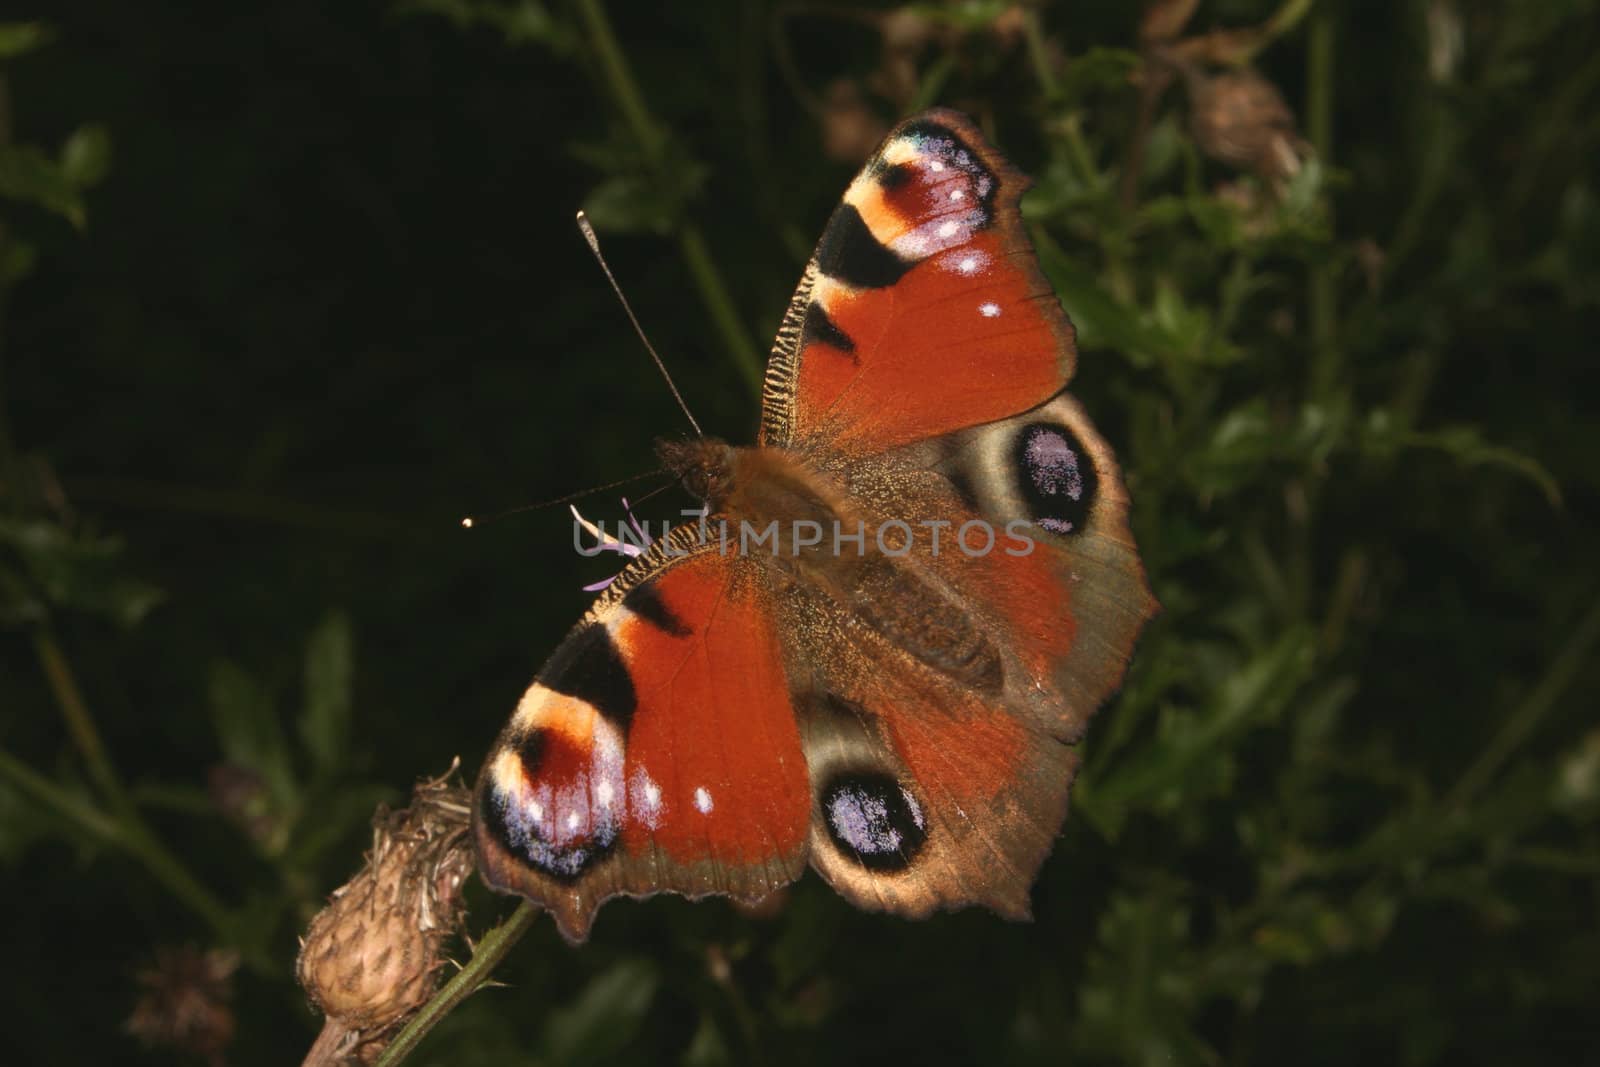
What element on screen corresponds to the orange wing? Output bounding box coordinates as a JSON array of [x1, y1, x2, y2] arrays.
[[474, 532, 811, 942], [761, 110, 1074, 456]]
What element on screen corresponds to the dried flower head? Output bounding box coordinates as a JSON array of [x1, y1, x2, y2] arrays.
[[1186, 66, 1308, 184], [297, 764, 474, 1065], [125, 945, 240, 1067]]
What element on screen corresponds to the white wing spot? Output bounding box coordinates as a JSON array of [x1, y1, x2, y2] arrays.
[[694, 786, 714, 814], [928, 159, 945, 172], [529, 801, 543, 822], [596, 780, 614, 807], [565, 811, 580, 831], [958, 256, 978, 274], [629, 768, 664, 828], [979, 302, 1002, 317], [950, 189, 965, 201], [938, 220, 959, 238]]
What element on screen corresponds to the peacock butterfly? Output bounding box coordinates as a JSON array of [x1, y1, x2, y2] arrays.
[[474, 109, 1157, 943]]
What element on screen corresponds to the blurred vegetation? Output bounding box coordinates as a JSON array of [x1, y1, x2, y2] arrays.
[[2, 1, 1597, 1064]]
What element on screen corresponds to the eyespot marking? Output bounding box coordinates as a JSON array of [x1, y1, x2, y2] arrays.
[[481, 728, 622, 882], [1016, 424, 1098, 535], [821, 771, 928, 871]]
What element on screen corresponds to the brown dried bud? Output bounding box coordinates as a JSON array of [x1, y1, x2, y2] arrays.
[[125, 945, 240, 1067], [989, 6, 1028, 51], [208, 762, 277, 848], [820, 79, 889, 165], [297, 765, 473, 1064], [1140, 0, 1200, 45], [1187, 67, 1307, 183]]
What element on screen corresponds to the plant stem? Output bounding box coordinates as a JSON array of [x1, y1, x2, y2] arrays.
[[574, 0, 764, 392], [1020, 7, 1058, 99], [33, 627, 240, 943], [679, 227, 764, 392], [34, 628, 126, 810], [0, 740, 239, 942], [1261, 0, 1316, 46], [372, 900, 542, 1067], [1448, 599, 1600, 810], [0, 744, 122, 841]]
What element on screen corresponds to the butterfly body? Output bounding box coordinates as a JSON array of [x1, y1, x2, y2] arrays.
[[477, 111, 1157, 943]]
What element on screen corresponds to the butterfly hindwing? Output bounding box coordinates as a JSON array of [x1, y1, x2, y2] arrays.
[[474, 529, 811, 943], [780, 586, 1080, 920]]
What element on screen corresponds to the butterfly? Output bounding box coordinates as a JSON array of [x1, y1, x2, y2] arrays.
[[474, 109, 1157, 943]]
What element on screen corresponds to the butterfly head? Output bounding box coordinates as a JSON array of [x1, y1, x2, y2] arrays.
[[656, 436, 736, 508]]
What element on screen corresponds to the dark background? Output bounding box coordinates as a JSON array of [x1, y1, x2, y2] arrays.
[[2, 1, 1597, 1064]]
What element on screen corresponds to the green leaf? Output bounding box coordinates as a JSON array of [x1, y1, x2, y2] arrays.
[[209, 660, 299, 853], [0, 519, 164, 628], [1076, 889, 1217, 1066], [0, 145, 87, 228], [60, 124, 112, 189], [396, 0, 576, 52], [540, 960, 659, 1063], [0, 21, 56, 59], [1057, 46, 1142, 99], [1, 237, 37, 283], [1362, 411, 1562, 506], [1033, 235, 1185, 364], [299, 611, 354, 778], [1081, 628, 1317, 833]]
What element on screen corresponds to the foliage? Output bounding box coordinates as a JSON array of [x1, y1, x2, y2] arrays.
[[1, 1, 1596, 1064]]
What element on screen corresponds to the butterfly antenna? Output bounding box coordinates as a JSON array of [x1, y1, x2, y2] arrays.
[[576, 211, 704, 438], [460, 468, 669, 529]]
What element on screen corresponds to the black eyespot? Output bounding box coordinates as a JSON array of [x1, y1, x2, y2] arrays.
[[821, 771, 928, 871], [874, 161, 916, 190], [1014, 424, 1097, 535], [478, 740, 619, 884], [513, 729, 546, 774]]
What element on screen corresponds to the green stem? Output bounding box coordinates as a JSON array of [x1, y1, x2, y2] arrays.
[[372, 901, 542, 1067], [574, 0, 763, 392], [1448, 599, 1600, 810], [574, 0, 663, 157], [680, 228, 764, 391], [1020, 6, 1059, 99], [0, 741, 238, 942], [34, 628, 127, 810], [33, 628, 240, 943], [1260, 0, 1316, 48], [0, 744, 122, 842], [0, 73, 23, 511]]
